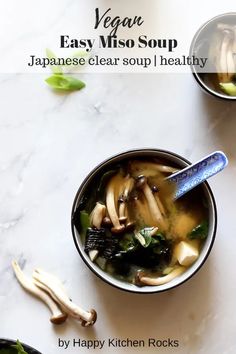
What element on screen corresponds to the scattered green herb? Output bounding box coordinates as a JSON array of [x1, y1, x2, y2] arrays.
[[188, 221, 208, 240], [45, 49, 86, 92], [45, 74, 85, 91], [46, 48, 63, 74]]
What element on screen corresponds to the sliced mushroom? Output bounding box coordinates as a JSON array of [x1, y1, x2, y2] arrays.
[[136, 176, 167, 230], [137, 266, 185, 286], [12, 261, 67, 324], [106, 173, 125, 233], [33, 268, 97, 327]]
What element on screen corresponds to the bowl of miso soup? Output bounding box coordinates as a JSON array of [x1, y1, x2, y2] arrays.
[[71, 149, 217, 293], [190, 12, 236, 100]]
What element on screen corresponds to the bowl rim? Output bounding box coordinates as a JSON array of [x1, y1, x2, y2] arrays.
[[0, 338, 41, 353], [189, 12, 236, 101], [71, 148, 217, 294]]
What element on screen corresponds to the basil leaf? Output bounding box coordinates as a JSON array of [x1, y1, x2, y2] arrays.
[[45, 74, 85, 91], [46, 48, 63, 75], [188, 221, 208, 240]]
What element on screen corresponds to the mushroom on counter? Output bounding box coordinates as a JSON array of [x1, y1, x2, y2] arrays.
[[33, 268, 97, 327], [12, 262, 97, 327], [12, 261, 67, 325]]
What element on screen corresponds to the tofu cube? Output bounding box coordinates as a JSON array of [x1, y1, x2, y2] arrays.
[[174, 241, 199, 266]]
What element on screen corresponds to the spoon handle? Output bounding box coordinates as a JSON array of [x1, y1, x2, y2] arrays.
[[168, 151, 228, 200]]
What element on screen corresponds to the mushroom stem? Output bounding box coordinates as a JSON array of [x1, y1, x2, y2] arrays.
[[133, 198, 156, 226], [89, 202, 106, 261], [90, 202, 106, 229], [154, 192, 166, 217], [118, 200, 127, 223], [33, 268, 97, 326], [136, 176, 167, 230], [118, 177, 134, 223], [218, 29, 235, 83], [12, 261, 67, 325], [138, 266, 185, 286], [106, 174, 125, 233]]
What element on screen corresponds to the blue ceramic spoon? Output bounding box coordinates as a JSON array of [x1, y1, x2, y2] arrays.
[[167, 151, 228, 200]]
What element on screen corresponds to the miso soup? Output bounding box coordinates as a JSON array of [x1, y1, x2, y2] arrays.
[[73, 158, 209, 287]]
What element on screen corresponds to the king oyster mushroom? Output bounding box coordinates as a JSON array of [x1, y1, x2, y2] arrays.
[[12, 261, 67, 324], [33, 268, 97, 327]]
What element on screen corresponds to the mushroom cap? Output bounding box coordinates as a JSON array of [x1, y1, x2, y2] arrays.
[[102, 216, 112, 227], [136, 175, 147, 189], [111, 224, 125, 234], [50, 313, 68, 325], [81, 309, 97, 327]]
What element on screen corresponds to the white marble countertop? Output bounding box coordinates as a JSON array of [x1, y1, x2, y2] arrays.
[[1, 1, 236, 354]]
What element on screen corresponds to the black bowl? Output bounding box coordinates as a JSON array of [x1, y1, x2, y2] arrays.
[[0, 339, 41, 354], [71, 148, 217, 294], [190, 12, 236, 100]]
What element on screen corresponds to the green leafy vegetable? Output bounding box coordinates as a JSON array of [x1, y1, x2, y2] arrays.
[[135, 228, 166, 248], [45, 49, 86, 92], [45, 74, 85, 91], [46, 48, 63, 74], [119, 233, 137, 252], [220, 82, 236, 96], [0, 341, 28, 354], [79, 211, 90, 242], [12, 340, 28, 354], [188, 221, 208, 240]]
